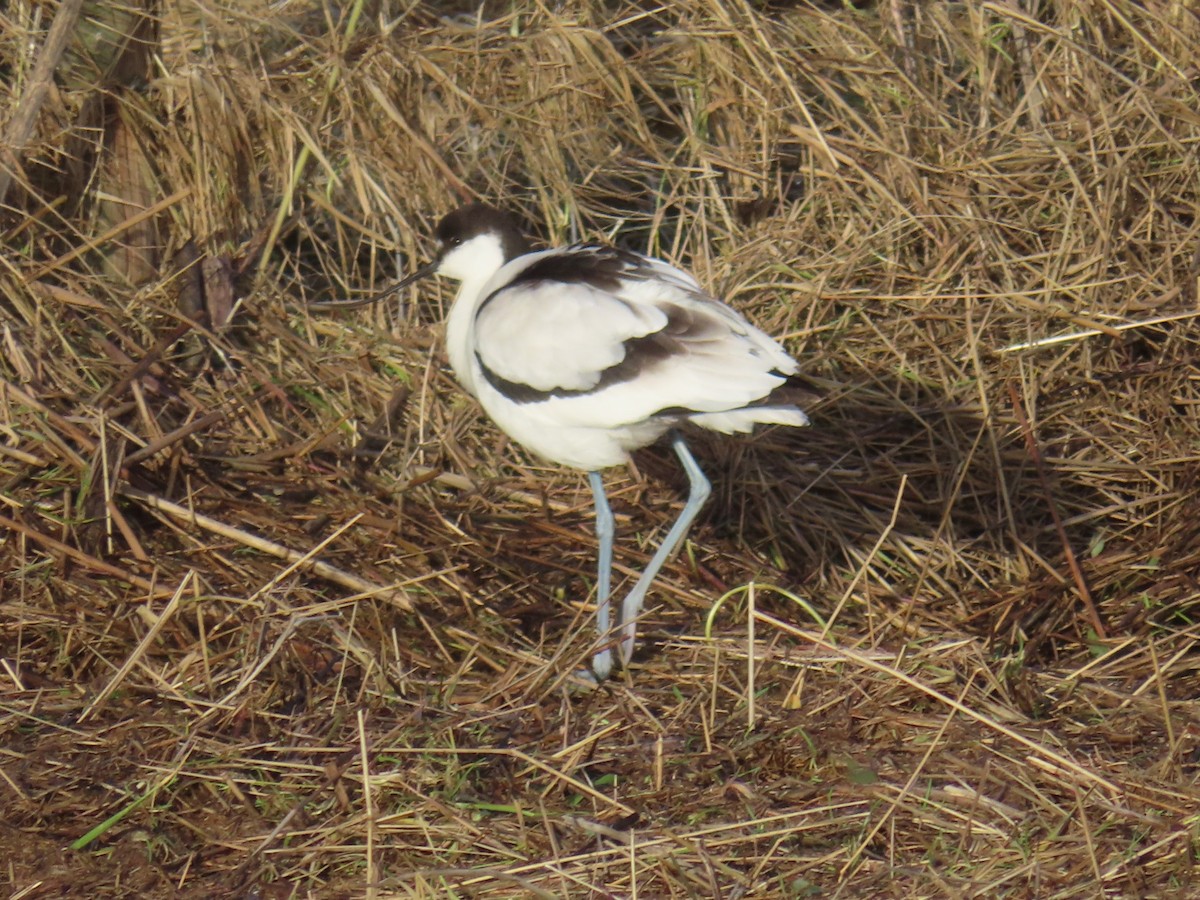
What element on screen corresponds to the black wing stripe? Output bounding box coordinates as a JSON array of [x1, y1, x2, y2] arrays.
[[478, 330, 679, 404], [507, 244, 648, 291], [474, 301, 728, 404], [475, 244, 653, 320]]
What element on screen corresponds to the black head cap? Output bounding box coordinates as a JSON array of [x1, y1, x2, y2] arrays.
[[435, 203, 531, 262]]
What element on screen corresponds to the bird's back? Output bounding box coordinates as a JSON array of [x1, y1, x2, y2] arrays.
[[458, 243, 807, 470]]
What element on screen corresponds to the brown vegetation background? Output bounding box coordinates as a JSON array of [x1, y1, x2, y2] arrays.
[[3, 0, 1200, 896]]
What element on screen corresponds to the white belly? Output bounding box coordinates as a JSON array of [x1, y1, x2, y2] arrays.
[[476, 378, 672, 471]]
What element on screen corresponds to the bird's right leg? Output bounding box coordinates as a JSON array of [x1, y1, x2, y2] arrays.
[[588, 470, 615, 680]]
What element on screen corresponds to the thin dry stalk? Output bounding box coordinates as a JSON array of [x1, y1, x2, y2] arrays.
[[3, 1, 1200, 897]]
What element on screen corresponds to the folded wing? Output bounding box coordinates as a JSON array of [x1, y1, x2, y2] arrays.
[[472, 246, 802, 429]]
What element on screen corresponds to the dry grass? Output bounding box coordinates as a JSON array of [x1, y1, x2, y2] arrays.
[[3, 0, 1200, 896]]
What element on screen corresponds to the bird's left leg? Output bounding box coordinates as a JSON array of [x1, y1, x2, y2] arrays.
[[588, 470, 616, 680], [616, 431, 711, 667]]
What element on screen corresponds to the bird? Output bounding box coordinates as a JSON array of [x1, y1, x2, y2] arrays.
[[319, 203, 809, 680]]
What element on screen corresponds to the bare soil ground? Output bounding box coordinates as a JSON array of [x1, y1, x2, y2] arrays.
[[3, 1, 1200, 896]]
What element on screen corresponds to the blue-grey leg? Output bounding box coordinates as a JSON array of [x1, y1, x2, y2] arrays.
[[615, 432, 711, 667], [588, 470, 616, 680]]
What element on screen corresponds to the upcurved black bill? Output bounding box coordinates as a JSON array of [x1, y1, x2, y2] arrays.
[[308, 258, 439, 310]]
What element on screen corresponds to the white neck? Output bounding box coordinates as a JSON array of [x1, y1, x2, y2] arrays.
[[435, 232, 517, 397], [444, 268, 498, 397]]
